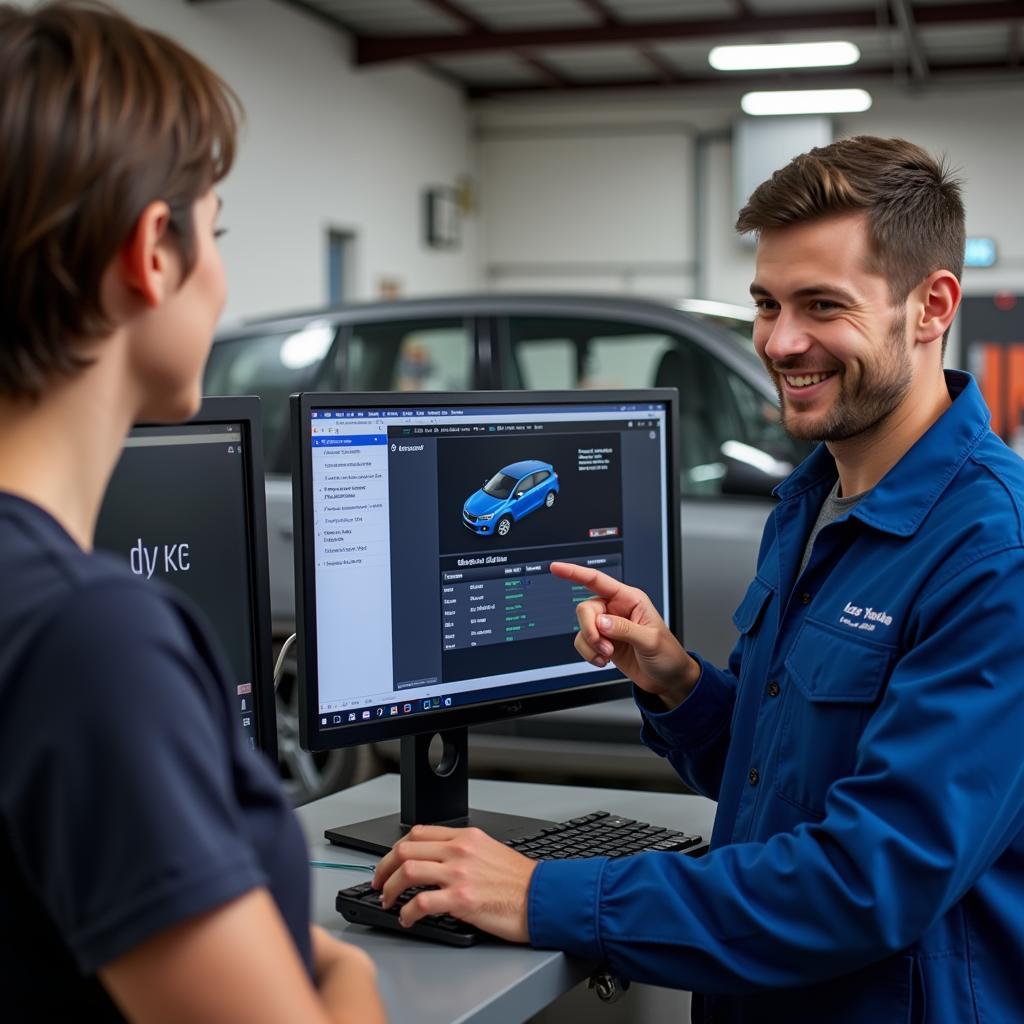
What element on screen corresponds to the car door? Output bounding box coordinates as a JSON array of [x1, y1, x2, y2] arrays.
[[533, 468, 554, 507], [516, 471, 543, 517], [496, 313, 807, 666]]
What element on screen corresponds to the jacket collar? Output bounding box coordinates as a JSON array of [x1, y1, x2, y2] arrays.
[[774, 370, 990, 537]]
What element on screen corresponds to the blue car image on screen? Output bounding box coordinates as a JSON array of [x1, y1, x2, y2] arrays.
[[462, 459, 559, 537]]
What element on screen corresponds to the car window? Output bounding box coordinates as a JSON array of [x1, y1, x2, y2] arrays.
[[519, 473, 538, 492], [501, 315, 807, 498], [514, 338, 576, 390], [483, 471, 517, 499], [586, 334, 674, 389], [203, 320, 338, 474], [347, 319, 471, 392], [534, 470, 550, 485]]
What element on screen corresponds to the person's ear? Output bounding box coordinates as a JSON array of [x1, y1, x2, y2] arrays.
[[118, 200, 176, 308], [914, 269, 961, 347]]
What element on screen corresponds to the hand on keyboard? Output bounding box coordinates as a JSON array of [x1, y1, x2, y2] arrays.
[[372, 823, 537, 943], [340, 812, 707, 947]]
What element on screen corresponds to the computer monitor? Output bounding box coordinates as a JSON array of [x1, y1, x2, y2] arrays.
[[291, 389, 680, 854], [95, 396, 277, 761]]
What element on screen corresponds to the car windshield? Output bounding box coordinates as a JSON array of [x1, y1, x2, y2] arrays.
[[483, 472, 518, 499], [203, 321, 336, 473]]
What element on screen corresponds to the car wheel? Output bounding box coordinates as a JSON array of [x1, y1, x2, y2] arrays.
[[544, 491, 556, 508], [274, 648, 366, 805], [497, 515, 513, 537]]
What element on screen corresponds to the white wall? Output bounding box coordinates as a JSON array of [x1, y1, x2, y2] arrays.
[[474, 81, 1024, 365], [478, 123, 694, 297], [702, 81, 1024, 365], [104, 0, 481, 323], [838, 85, 1024, 299]]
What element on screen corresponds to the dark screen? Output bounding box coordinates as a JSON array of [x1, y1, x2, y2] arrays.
[[95, 423, 260, 751]]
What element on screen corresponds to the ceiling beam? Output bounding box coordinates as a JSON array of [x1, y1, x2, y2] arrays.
[[576, 0, 682, 85], [518, 54, 571, 87], [418, 0, 482, 32], [890, 0, 930, 81], [356, 3, 1024, 65], [638, 46, 683, 85], [419, 0, 569, 87], [576, 0, 615, 24], [466, 58, 1024, 98]]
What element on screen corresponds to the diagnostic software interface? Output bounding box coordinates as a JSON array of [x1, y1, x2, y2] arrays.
[[308, 399, 671, 731]]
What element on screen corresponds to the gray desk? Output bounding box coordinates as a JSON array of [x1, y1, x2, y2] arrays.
[[296, 776, 717, 1024]]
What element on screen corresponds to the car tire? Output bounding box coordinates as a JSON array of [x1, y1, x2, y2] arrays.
[[544, 491, 556, 508], [274, 648, 373, 805], [497, 515, 513, 537]]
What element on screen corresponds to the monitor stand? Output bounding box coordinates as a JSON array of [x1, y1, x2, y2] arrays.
[[324, 727, 555, 856]]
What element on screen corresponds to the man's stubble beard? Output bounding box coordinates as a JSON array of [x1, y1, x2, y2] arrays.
[[773, 311, 912, 443]]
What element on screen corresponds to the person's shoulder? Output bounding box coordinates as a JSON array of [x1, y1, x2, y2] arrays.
[[0, 497, 190, 678], [49, 570, 208, 681], [959, 430, 1024, 541], [0, 491, 144, 595], [916, 429, 1024, 595]]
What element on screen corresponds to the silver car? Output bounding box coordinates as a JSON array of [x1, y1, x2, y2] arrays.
[[204, 294, 807, 802]]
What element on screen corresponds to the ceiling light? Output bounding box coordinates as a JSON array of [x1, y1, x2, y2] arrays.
[[741, 88, 872, 116], [710, 41, 860, 71]]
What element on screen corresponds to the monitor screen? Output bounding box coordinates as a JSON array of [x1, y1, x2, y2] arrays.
[[95, 398, 276, 760], [293, 390, 679, 751]]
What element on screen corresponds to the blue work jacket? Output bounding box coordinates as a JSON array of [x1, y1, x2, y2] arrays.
[[529, 371, 1024, 1023]]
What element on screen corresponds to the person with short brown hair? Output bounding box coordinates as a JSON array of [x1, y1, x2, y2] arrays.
[[736, 135, 965, 326], [0, 3, 385, 1020], [373, 136, 1024, 1023]]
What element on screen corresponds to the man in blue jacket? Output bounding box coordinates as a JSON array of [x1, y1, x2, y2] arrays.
[[374, 136, 1024, 1022]]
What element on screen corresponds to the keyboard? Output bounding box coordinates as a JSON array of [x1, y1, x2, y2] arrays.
[[336, 810, 707, 946]]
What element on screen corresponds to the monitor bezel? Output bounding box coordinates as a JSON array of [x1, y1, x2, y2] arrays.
[[291, 388, 682, 753], [136, 396, 278, 762]]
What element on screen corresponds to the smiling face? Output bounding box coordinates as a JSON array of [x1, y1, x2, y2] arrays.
[[751, 212, 915, 443]]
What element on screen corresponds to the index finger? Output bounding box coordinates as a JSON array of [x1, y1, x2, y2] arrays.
[[372, 825, 465, 888], [550, 561, 627, 600]]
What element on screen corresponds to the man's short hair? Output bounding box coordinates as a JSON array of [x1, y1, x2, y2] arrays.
[[0, 0, 241, 398], [735, 136, 965, 310]]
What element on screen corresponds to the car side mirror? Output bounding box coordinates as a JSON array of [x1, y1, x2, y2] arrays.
[[719, 458, 779, 498], [718, 442, 792, 498]]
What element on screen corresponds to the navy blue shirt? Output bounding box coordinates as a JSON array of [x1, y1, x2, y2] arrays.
[[530, 372, 1024, 1023], [0, 493, 312, 1019]]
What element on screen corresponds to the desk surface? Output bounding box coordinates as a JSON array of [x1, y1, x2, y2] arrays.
[[296, 775, 717, 1024]]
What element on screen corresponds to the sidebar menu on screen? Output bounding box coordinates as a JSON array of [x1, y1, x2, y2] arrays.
[[310, 421, 393, 712]]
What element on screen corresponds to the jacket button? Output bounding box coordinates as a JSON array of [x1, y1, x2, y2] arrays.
[[748, 768, 760, 786], [800, 592, 812, 605], [766, 681, 780, 698]]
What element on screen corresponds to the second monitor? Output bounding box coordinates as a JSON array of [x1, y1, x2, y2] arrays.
[[291, 389, 681, 853]]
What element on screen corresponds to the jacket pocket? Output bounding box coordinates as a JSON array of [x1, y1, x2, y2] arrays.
[[774, 619, 895, 818], [732, 576, 774, 636]]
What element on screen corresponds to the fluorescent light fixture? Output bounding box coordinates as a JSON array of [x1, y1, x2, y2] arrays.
[[710, 41, 860, 71], [741, 88, 872, 116]]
